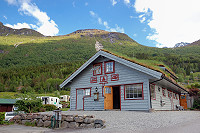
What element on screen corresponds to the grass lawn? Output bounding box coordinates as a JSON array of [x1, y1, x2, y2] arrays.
[[61, 108, 70, 111], [0, 92, 18, 99], [0, 91, 70, 99]]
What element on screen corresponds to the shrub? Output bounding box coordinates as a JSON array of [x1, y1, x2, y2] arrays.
[[193, 97, 200, 109], [0, 112, 5, 125], [39, 107, 46, 112], [43, 104, 57, 111], [67, 102, 70, 108]]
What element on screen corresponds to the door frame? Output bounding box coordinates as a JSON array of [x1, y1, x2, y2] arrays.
[[103, 85, 121, 110], [76, 87, 92, 110]]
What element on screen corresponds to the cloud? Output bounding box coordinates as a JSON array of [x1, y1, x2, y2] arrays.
[[4, 0, 17, 5], [110, 0, 117, 6], [72, 1, 75, 7], [3, 16, 7, 20], [134, 0, 200, 47], [124, 0, 130, 5], [98, 18, 102, 25], [89, 11, 95, 17], [5, 0, 59, 36], [89, 11, 124, 33], [133, 33, 137, 37], [110, 24, 124, 33], [5, 22, 33, 29]]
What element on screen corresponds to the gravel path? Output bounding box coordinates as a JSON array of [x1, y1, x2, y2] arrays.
[[1, 111, 200, 133], [43, 111, 200, 133]]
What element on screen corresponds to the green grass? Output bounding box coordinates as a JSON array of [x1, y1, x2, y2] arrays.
[[60, 108, 70, 111], [0, 91, 70, 99], [0, 92, 18, 99]]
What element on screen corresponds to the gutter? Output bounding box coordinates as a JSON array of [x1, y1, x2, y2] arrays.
[[162, 75, 189, 93], [149, 75, 164, 109]]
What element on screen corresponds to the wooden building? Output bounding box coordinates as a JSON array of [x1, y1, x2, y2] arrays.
[[0, 99, 17, 112], [60, 50, 188, 111]]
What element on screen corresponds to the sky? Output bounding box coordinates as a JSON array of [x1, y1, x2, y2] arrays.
[[0, 0, 200, 47]]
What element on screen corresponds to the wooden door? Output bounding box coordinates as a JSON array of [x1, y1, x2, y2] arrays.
[[180, 95, 187, 109], [104, 86, 113, 109]]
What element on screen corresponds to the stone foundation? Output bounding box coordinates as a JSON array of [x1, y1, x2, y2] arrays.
[[10, 113, 105, 129]]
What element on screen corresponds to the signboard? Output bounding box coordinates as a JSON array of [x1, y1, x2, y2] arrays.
[[111, 74, 119, 81], [100, 75, 108, 83], [90, 77, 97, 83]]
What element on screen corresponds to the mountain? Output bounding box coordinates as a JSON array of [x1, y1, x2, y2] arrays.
[[0, 29, 199, 92], [0, 22, 44, 37], [187, 39, 200, 46], [174, 42, 190, 48]]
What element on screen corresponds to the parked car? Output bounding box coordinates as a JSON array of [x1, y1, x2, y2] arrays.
[[5, 112, 18, 121]]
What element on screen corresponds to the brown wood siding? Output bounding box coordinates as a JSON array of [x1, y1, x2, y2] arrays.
[[0, 104, 13, 112]]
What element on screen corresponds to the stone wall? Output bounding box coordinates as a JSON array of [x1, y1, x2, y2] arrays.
[[10, 113, 105, 129]]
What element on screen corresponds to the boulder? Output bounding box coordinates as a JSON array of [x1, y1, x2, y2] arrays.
[[44, 121, 51, 127], [37, 119, 44, 127], [21, 114, 26, 120], [26, 115, 32, 120], [74, 117, 84, 123], [94, 124, 102, 128], [94, 119, 105, 126], [61, 121, 69, 128], [13, 115, 21, 120], [86, 123, 94, 128], [68, 122, 79, 128], [22, 120, 31, 125], [65, 116, 74, 122], [42, 115, 48, 121], [36, 115, 43, 119], [84, 118, 94, 124]]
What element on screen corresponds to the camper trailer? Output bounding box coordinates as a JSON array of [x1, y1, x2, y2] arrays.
[[60, 95, 70, 102], [41, 96, 62, 108]]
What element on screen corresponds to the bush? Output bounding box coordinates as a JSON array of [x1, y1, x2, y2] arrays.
[[43, 104, 57, 111], [67, 102, 70, 108], [39, 107, 46, 112], [193, 97, 200, 109], [0, 112, 5, 125]]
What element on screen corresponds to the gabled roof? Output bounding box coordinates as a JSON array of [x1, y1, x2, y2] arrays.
[[0, 99, 17, 104], [60, 49, 162, 88]]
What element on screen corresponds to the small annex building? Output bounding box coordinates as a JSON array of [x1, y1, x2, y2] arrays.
[[0, 99, 17, 112], [60, 50, 188, 111]]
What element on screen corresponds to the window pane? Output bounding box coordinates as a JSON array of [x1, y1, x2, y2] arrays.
[[106, 62, 114, 73], [125, 84, 143, 99], [85, 89, 90, 96]]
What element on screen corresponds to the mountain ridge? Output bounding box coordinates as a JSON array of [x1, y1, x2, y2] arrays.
[[0, 22, 44, 37]]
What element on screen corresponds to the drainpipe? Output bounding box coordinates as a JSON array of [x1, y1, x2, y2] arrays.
[[149, 75, 164, 109]]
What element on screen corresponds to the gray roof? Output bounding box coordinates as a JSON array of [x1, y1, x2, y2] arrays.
[[60, 50, 162, 88], [0, 99, 17, 104]]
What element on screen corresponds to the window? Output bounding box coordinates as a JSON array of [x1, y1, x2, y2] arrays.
[[105, 87, 111, 94], [125, 83, 143, 100], [173, 92, 176, 99], [150, 84, 156, 100], [176, 94, 179, 100], [51, 98, 53, 101], [168, 90, 172, 98], [105, 61, 115, 74], [93, 63, 102, 76], [162, 88, 166, 97], [85, 89, 91, 96]]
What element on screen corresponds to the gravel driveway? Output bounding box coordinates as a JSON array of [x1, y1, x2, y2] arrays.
[[44, 110, 200, 133], [1, 111, 200, 133]]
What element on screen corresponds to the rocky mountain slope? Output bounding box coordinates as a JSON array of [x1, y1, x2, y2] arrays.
[[174, 42, 190, 47], [0, 22, 44, 37]]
